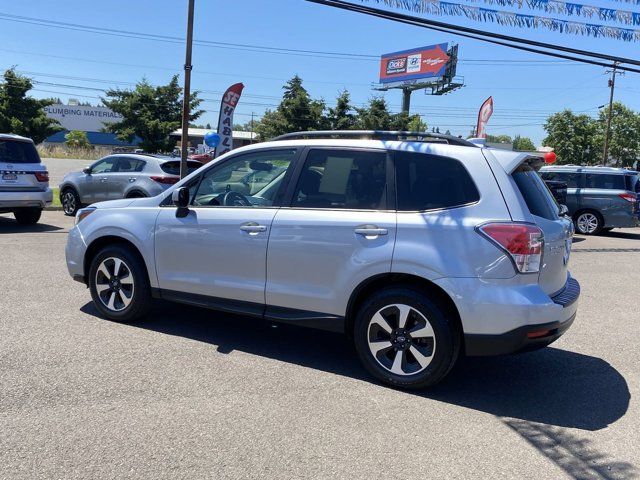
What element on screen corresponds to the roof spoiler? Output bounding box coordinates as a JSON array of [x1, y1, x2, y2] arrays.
[[486, 149, 545, 174]]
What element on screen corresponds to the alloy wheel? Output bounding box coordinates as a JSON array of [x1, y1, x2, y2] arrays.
[[367, 304, 436, 376], [94, 257, 135, 312], [62, 191, 76, 215], [576, 212, 599, 234]]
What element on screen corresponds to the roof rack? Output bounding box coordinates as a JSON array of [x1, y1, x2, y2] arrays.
[[271, 130, 477, 147]]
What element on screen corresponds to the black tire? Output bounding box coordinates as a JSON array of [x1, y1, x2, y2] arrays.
[[88, 244, 152, 322], [573, 210, 603, 235], [61, 188, 81, 216], [13, 208, 42, 225], [353, 287, 459, 390]]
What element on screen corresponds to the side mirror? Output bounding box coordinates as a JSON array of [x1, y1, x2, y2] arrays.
[[82, 166, 92, 175], [172, 187, 190, 209], [559, 204, 569, 217]]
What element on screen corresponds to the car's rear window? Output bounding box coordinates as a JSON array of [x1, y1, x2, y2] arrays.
[[160, 161, 202, 175], [395, 151, 480, 211], [513, 165, 558, 220], [625, 174, 639, 193], [0, 139, 41, 164]]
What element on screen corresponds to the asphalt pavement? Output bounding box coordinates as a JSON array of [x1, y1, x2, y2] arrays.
[[42, 157, 90, 188], [1, 211, 638, 479]]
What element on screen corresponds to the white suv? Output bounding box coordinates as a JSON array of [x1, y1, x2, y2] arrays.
[[0, 134, 53, 224], [65, 131, 579, 389]]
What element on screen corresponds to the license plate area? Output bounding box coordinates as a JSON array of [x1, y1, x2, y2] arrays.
[[2, 172, 18, 182]]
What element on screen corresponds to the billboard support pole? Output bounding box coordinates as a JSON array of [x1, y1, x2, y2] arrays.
[[401, 88, 411, 114]]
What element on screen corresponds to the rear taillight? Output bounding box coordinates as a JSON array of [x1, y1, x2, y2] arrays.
[[34, 171, 49, 182], [478, 223, 544, 273], [619, 193, 637, 203], [150, 175, 179, 185]]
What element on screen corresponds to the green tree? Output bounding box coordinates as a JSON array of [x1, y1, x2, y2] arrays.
[[255, 75, 325, 140], [543, 110, 599, 165], [355, 97, 393, 130], [102, 75, 204, 153], [512, 135, 536, 151], [597, 102, 640, 167], [0, 68, 62, 143], [65, 130, 90, 148], [327, 90, 356, 130], [485, 134, 513, 144]]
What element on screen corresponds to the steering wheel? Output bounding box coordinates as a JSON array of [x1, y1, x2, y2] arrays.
[[222, 190, 252, 207]]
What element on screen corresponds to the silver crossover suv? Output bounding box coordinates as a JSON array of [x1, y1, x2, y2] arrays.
[[59, 154, 202, 216], [65, 131, 580, 389], [0, 134, 53, 225]]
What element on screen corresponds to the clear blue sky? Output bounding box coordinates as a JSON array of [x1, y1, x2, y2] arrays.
[[0, 0, 638, 145]]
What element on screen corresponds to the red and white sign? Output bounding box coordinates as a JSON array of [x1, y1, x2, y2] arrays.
[[214, 83, 244, 159], [379, 43, 450, 85], [476, 96, 494, 139]]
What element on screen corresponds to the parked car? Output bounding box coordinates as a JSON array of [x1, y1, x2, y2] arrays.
[[65, 131, 579, 389], [59, 154, 202, 216], [543, 179, 567, 206], [0, 134, 52, 225], [540, 165, 640, 235]]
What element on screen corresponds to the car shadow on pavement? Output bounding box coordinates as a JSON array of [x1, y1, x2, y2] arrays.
[[81, 300, 630, 433], [0, 215, 63, 233], [600, 230, 640, 240]]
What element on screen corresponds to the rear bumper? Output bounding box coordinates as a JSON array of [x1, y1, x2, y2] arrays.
[[0, 188, 53, 210], [434, 275, 580, 356], [603, 209, 640, 228]]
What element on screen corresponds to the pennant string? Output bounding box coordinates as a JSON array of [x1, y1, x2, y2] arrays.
[[361, 0, 640, 40]]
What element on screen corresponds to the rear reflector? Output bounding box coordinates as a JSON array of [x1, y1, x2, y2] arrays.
[[478, 223, 544, 273], [150, 175, 179, 185], [34, 171, 49, 182], [527, 329, 552, 339], [619, 193, 637, 203]]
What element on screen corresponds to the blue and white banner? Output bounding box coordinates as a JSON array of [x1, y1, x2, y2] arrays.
[[362, 0, 640, 41]]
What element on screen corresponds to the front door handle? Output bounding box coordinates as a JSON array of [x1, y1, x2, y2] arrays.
[[240, 222, 267, 234], [354, 225, 388, 236], [100, 177, 108, 183], [129, 177, 136, 182]]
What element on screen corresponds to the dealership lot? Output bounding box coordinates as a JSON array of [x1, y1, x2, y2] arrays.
[[1, 211, 638, 479]]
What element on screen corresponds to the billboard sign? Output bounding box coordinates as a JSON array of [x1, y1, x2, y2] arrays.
[[379, 43, 450, 85], [43, 104, 123, 132]]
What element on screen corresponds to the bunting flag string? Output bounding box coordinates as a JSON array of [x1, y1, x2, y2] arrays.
[[362, 0, 640, 40], [475, 0, 640, 26]]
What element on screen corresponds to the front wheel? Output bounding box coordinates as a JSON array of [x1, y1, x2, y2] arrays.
[[574, 211, 603, 235], [61, 188, 81, 216], [13, 208, 42, 225], [353, 288, 459, 389], [88, 244, 152, 322]]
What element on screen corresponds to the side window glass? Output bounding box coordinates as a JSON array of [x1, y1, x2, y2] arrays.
[[291, 149, 387, 210], [192, 149, 295, 207], [91, 157, 117, 174], [116, 157, 145, 173], [395, 151, 479, 211]]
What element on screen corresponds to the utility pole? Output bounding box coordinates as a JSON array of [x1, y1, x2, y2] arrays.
[[179, 0, 195, 179], [250, 112, 255, 143], [602, 62, 620, 165]]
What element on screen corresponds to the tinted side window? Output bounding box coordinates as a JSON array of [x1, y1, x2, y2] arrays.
[[541, 171, 580, 188], [116, 157, 145, 172], [292, 149, 387, 210], [512, 165, 558, 220], [91, 157, 118, 173], [585, 173, 625, 190], [161, 161, 202, 176], [395, 152, 479, 211], [0, 140, 41, 164]]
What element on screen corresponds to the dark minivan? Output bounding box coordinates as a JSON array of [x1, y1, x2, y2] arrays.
[[540, 165, 639, 235]]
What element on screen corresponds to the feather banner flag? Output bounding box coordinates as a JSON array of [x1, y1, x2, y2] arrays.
[[361, 0, 640, 41]]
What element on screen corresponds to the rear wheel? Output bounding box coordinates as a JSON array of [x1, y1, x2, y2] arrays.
[[61, 188, 81, 216], [88, 244, 152, 322], [353, 288, 458, 389], [13, 208, 42, 225], [574, 210, 603, 235]]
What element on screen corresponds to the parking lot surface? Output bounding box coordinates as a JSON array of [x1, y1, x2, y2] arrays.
[[1, 211, 638, 479]]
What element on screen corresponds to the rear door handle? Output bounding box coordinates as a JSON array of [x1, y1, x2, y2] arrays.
[[354, 226, 388, 236], [240, 222, 267, 234]]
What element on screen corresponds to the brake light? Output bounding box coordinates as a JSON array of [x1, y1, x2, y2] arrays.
[[34, 171, 49, 182], [150, 176, 179, 185], [619, 193, 637, 203], [478, 223, 544, 273]]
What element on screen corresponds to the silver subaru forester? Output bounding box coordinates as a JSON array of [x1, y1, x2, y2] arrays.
[[65, 131, 579, 389]]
